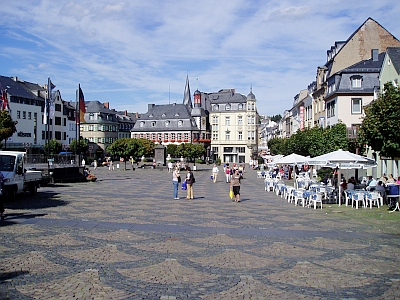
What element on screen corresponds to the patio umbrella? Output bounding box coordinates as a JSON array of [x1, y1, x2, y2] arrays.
[[307, 149, 376, 205], [273, 153, 309, 165]]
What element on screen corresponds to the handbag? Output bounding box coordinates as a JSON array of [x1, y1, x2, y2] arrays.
[[229, 189, 234, 199], [178, 175, 181, 183], [181, 180, 187, 190]]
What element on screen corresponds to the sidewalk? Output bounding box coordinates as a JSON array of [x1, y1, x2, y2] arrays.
[[1, 166, 399, 299]]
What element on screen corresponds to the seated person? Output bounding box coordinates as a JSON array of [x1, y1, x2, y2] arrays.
[[386, 174, 395, 184], [374, 181, 386, 197], [347, 181, 355, 190], [366, 176, 377, 191], [340, 179, 347, 190]]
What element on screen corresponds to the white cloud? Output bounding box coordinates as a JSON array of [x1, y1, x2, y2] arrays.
[[0, 0, 399, 116]]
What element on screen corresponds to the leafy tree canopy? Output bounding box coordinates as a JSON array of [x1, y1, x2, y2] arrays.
[[44, 139, 63, 155], [269, 114, 282, 123], [358, 83, 400, 158], [0, 110, 17, 148], [70, 139, 88, 154]]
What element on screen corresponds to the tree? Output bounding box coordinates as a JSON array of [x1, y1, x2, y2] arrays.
[[44, 139, 62, 155], [70, 139, 88, 155], [358, 83, 400, 158], [0, 110, 17, 149], [107, 138, 155, 170], [166, 144, 178, 158], [269, 114, 282, 123]]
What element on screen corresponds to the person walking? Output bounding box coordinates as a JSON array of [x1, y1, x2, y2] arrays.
[[172, 166, 181, 199], [0, 171, 5, 220], [93, 159, 97, 170], [230, 169, 242, 202], [185, 167, 195, 199], [225, 166, 231, 183], [212, 164, 219, 183]]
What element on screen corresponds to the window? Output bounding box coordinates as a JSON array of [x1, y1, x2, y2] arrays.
[[151, 122, 156, 127], [237, 147, 245, 153], [152, 133, 156, 140], [184, 133, 189, 140], [164, 133, 168, 140], [177, 133, 182, 140], [351, 76, 362, 88], [225, 131, 230, 140], [88, 125, 94, 131], [55, 103, 62, 111], [28, 112, 32, 120], [17, 111, 21, 119], [158, 133, 162, 140], [213, 104, 218, 111], [238, 103, 243, 110], [63, 118, 66, 126], [327, 100, 336, 118], [55, 117, 62, 125], [238, 131, 242, 140], [89, 113, 94, 120], [165, 121, 170, 127], [352, 98, 362, 114], [178, 120, 183, 127], [140, 121, 145, 127], [238, 116, 243, 125], [212, 133, 218, 140], [55, 131, 62, 140], [225, 104, 231, 110], [225, 117, 230, 126], [171, 133, 175, 140]]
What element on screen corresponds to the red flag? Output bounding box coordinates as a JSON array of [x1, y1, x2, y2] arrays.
[[1, 89, 9, 110], [77, 86, 86, 124]]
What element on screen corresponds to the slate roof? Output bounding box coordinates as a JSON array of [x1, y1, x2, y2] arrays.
[[0, 76, 43, 100], [387, 47, 400, 75], [131, 103, 197, 132]]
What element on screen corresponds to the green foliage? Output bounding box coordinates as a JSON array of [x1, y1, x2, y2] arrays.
[[269, 114, 282, 123], [358, 83, 400, 158], [216, 157, 221, 165], [0, 110, 17, 148], [70, 139, 88, 154], [107, 138, 155, 163], [166, 144, 178, 157], [175, 142, 205, 161], [44, 139, 63, 154], [267, 123, 349, 157]]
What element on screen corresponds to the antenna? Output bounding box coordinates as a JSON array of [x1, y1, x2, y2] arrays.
[[196, 77, 198, 90], [169, 85, 170, 104]]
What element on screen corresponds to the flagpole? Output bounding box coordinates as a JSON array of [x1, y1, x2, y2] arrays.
[[76, 86, 79, 166], [46, 77, 51, 171]]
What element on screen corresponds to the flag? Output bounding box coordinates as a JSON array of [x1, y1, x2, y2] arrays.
[[76, 85, 86, 124], [48, 77, 56, 102], [1, 89, 10, 111]]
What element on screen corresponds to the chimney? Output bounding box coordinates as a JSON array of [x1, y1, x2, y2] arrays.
[[124, 110, 128, 116], [148, 104, 155, 110], [136, 112, 139, 118], [104, 102, 109, 109], [372, 49, 379, 61]]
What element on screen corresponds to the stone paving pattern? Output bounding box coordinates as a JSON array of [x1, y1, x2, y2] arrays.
[[1, 165, 399, 299]]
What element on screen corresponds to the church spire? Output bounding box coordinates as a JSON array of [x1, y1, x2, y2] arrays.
[[183, 74, 192, 108]]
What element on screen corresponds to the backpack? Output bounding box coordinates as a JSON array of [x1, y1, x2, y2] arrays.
[[191, 172, 196, 183]]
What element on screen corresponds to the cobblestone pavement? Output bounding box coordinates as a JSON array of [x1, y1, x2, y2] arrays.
[[1, 165, 399, 300]]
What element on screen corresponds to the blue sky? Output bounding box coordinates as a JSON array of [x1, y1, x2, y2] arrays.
[[0, 0, 399, 116]]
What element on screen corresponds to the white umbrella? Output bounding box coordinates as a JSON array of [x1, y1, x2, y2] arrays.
[[274, 153, 309, 165], [307, 149, 376, 205]]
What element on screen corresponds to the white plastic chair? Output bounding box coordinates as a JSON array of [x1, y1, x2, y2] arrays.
[[351, 192, 366, 209], [366, 192, 380, 209], [294, 190, 305, 206], [309, 193, 323, 209]]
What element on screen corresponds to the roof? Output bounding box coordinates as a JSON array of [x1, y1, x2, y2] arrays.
[[131, 103, 198, 132], [206, 90, 247, 104], [0, 76, 43, 100], [386, 47, 400, 75]]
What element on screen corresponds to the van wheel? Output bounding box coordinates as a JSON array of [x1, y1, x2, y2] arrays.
[[29, 184, 37, 195], [7, 187, 17, 200]]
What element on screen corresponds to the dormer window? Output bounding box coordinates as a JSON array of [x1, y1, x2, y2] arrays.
[[178, 120, 183, 127], [238, 103, 243, 110], [175, 113, 180, 116], [225, 104, 231, 111], [149, 114, 153, 117], [140, 121, 145, 127], [151, 121, 156, 127], [351, 76, 362, 88], [213, 104, 218, 111], [165, 121, 170, 127], [162, 113, 166, 117]]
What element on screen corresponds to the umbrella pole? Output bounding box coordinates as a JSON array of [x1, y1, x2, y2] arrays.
[[338, 168, 342, 206]]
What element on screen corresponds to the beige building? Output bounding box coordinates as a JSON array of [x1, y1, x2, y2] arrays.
[[207, 88, 258, 164]]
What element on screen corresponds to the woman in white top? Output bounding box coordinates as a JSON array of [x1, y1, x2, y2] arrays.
[[212, 164, 219, 183], [172, 166, 181, 199]]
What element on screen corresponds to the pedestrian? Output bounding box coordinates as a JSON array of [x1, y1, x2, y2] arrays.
[[225, 166, 231, 183], [93, 159, 97, 170], [109, 159, 114, 171], [172, 166, 181, 199], [168, 161, 173, 173], [0, 171, 5, 220], [230, 169, 242, 202], [81, 158, 85, 167], [212, 164, 219, 183], [185, 166, 195, 199]]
